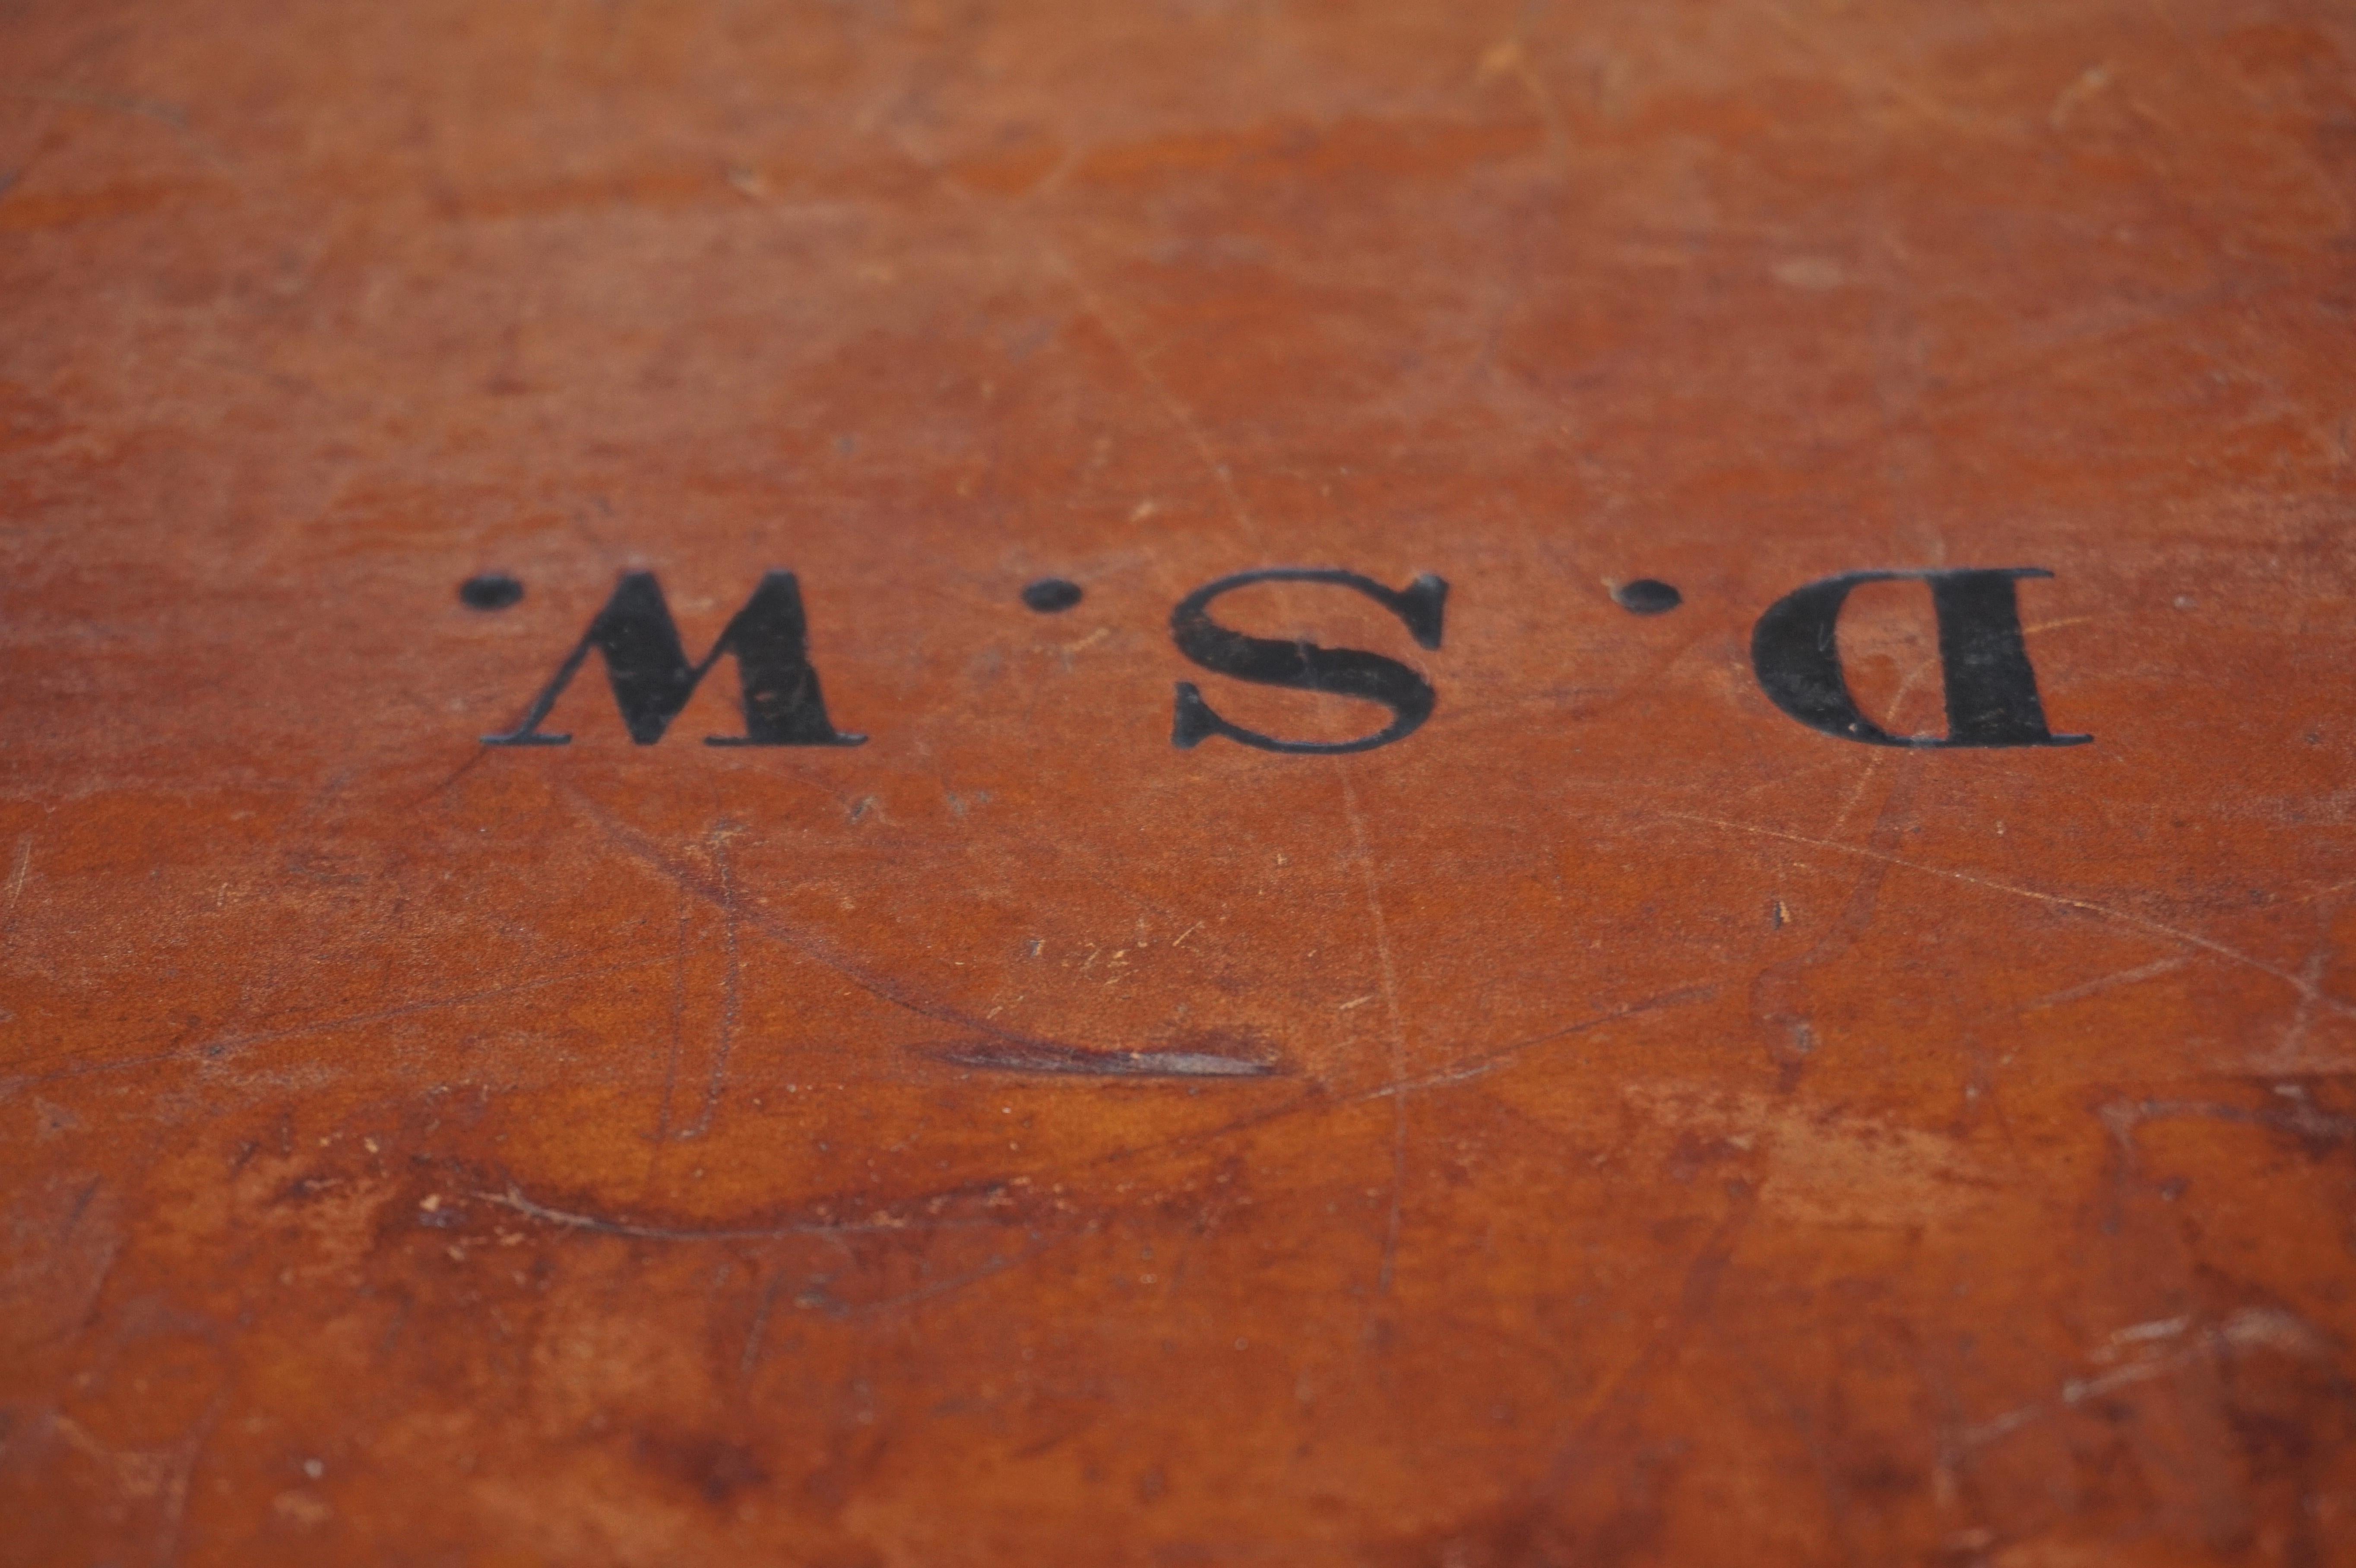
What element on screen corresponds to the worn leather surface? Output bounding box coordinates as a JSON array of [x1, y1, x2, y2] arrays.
[[5, 1, 2356, 1562]]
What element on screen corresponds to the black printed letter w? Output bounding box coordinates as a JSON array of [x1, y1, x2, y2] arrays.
[[484, 572, 865, 747]]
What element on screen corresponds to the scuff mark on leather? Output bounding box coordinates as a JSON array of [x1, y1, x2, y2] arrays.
[[926, 1039, 1281, 1078]]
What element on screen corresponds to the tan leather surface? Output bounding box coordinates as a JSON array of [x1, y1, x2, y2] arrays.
[[5, 1, 2356, 1562]]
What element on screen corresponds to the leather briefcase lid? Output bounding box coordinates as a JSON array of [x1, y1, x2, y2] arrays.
[[5, 2, 2353, 1561]]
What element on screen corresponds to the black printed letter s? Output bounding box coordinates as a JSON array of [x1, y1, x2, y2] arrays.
[[1169, 568, 1447, 755]]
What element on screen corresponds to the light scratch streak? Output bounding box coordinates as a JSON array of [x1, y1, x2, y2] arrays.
[[1662, 810, 2343, 1010], [1337, 766, 1409, 1294]]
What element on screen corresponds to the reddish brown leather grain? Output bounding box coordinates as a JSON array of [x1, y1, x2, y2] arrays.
[[5, 1, 2356, 1562]]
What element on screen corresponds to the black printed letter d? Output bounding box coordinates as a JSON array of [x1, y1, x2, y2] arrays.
[[1750, 568, 2087, 748]]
